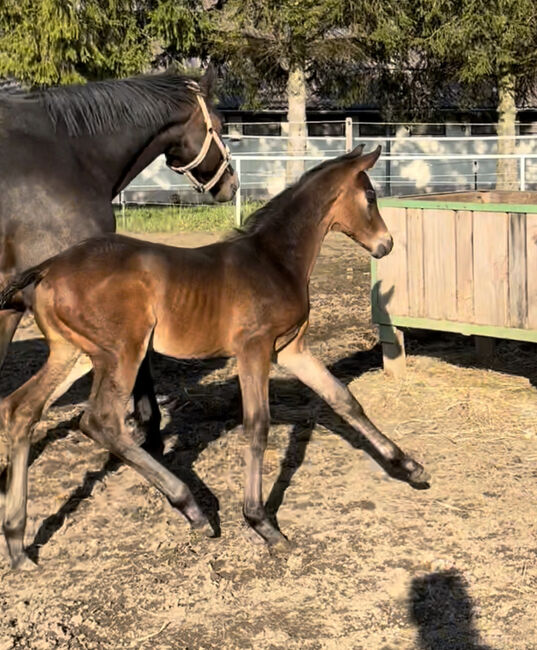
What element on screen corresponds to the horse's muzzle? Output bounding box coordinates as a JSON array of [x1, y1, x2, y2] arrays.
[[371, 234, 394, 259], [212, 170, 239, 203]]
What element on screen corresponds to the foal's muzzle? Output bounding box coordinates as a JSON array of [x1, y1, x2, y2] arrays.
[[371, 234, 394, 259]]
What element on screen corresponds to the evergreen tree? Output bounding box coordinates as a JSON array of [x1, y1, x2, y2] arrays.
[[402, 0, 537, 189], [203, 0, 383, 180], [0, 0, 150, 85]]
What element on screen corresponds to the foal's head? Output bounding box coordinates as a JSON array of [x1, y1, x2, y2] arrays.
[[327, 145, 392, 258]]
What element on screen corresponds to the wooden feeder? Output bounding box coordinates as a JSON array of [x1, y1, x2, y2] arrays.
[[372, 191, 537, 378]]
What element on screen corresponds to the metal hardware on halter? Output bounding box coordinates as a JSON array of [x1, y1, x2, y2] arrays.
[[168, 86, 232, 193]]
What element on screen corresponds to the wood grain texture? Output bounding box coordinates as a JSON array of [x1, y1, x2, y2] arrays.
[[455, 210, 474, 322], [473, 211, 509, 326], [526, 213, 537, 328], [406, 208, 425, 317], [508, 212, 527, 328], [375, 206, 408, 317], [423, 209, 457, 320]]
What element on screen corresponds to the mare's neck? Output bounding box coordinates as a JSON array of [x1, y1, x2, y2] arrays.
[[69, 126, 170, 199]]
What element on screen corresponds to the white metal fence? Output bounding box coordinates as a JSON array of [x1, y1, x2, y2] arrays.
[[117, 125, 537, 224]]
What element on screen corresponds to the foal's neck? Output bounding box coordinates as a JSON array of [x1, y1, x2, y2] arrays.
[[254, 181, 335, 285]]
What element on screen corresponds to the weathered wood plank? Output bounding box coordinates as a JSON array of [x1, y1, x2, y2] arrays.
[[406, 208, 425, 317], [375, 206, 408, 317], [423, 209, 457, 320], [455, 210, 474, 322], [508, 212, 527, 328], [473, 211, 509, 327], [526, 213, 537, 328]]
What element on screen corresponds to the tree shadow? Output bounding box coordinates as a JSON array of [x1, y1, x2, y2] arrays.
[[409, 570, 495, 650]]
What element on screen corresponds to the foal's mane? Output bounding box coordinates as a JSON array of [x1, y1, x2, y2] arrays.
[[31, 73, 200, 136], [233, 152, 357, 238]]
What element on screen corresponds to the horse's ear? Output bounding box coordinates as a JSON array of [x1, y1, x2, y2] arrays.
[[358, 145, 382, 170], [200, 65, 217, 98], [349, 144, 365, 158]]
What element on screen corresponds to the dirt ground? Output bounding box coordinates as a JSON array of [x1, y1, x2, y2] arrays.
[[0, 230, 536, 650]]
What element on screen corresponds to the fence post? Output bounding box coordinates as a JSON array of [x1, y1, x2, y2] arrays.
[[345, 117, 353, 152], [235, 157, 242, 227], [520, 155, 526, 191], [120, 190, 126, 228]]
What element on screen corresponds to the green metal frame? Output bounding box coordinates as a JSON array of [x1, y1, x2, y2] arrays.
[[378, 197, 537, 214], [371, 198, 537, 343]]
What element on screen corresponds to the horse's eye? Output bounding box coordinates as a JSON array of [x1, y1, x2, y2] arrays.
[[366, 189, 376, 204]]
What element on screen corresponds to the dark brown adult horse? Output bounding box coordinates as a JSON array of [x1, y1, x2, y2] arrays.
[[0, 145, 429, 569], [0, 71, 238, 370]]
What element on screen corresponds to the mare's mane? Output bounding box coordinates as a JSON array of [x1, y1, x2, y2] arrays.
[[20, 73, 201, 136]]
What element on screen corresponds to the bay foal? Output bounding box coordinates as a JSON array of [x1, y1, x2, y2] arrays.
[[0, 146, 429, 569]]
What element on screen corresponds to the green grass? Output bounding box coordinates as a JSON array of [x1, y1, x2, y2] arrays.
[[115, 202, 262, 233]]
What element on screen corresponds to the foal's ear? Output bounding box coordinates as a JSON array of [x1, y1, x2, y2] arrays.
[[349, 144, 365, 158], [357, 145, 382, 170], [200, 65, 217, 98]]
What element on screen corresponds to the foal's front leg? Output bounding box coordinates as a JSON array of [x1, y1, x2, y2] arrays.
[[277, 337, 430, 486], [237, 345, 287, 546]]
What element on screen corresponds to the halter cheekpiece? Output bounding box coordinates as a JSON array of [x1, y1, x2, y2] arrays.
[[168, 80, 232, 193]]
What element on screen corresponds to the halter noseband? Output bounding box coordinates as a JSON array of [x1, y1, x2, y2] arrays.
[[167, 81, 232, 193]]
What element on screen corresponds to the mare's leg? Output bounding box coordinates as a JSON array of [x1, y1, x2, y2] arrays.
[[237, 342, 286, 546], [0, 310, 23, 371], [132, 353, 162, 455], [0, 341, 80, 568], [79, 353, 211, 535], [276, 332, 429, 485]]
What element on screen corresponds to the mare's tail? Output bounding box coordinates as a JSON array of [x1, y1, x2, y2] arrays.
[[0, 261, 51, 310]]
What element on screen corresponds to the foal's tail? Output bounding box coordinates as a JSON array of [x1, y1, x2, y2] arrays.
[[0, 261, 50, 310]]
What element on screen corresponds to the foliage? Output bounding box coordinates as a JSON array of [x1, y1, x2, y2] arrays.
[[0, 0, 151, 85], [116, 201, 261, 233], [386, 0, 537, 118], [205, 0, 382, 109]]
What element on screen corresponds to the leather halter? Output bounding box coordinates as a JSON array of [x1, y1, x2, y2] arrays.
[[167, 81, 232, 193]]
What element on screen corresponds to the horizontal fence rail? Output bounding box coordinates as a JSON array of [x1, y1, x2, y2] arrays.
[[119, 147, 537, 227]]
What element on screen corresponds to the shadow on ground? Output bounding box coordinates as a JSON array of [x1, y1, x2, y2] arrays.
[[409, 569, 494, 650], [2, 339, 401, 560]]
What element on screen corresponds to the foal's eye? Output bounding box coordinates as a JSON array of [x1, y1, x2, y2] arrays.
[[366, 189, 376, 204]]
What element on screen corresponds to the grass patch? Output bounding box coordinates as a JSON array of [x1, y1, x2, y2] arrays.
[[115, 202, 261, 233]]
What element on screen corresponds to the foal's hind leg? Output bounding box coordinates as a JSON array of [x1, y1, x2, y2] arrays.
[[80, 354, 212, 535], [237, 342, 287, 546], [0, 341, 80, 568], [277, 331, 429, 486]]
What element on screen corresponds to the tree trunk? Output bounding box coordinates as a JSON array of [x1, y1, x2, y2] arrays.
[[285, 64, 307, 185], [496, 72, 518, 191]]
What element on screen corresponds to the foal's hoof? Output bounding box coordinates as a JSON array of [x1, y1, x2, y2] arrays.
[[245, 519, 291, 549], [190, 517, 215, 540], [10, 552, 38, 572], [400, 457, 431, 488]]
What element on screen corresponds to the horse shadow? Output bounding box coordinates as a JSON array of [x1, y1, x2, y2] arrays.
[[409, 569, 494, 650]]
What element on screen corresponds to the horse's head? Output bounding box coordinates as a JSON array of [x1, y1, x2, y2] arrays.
[[163, 73, 238, 203], [327, 145, 392, 258]]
